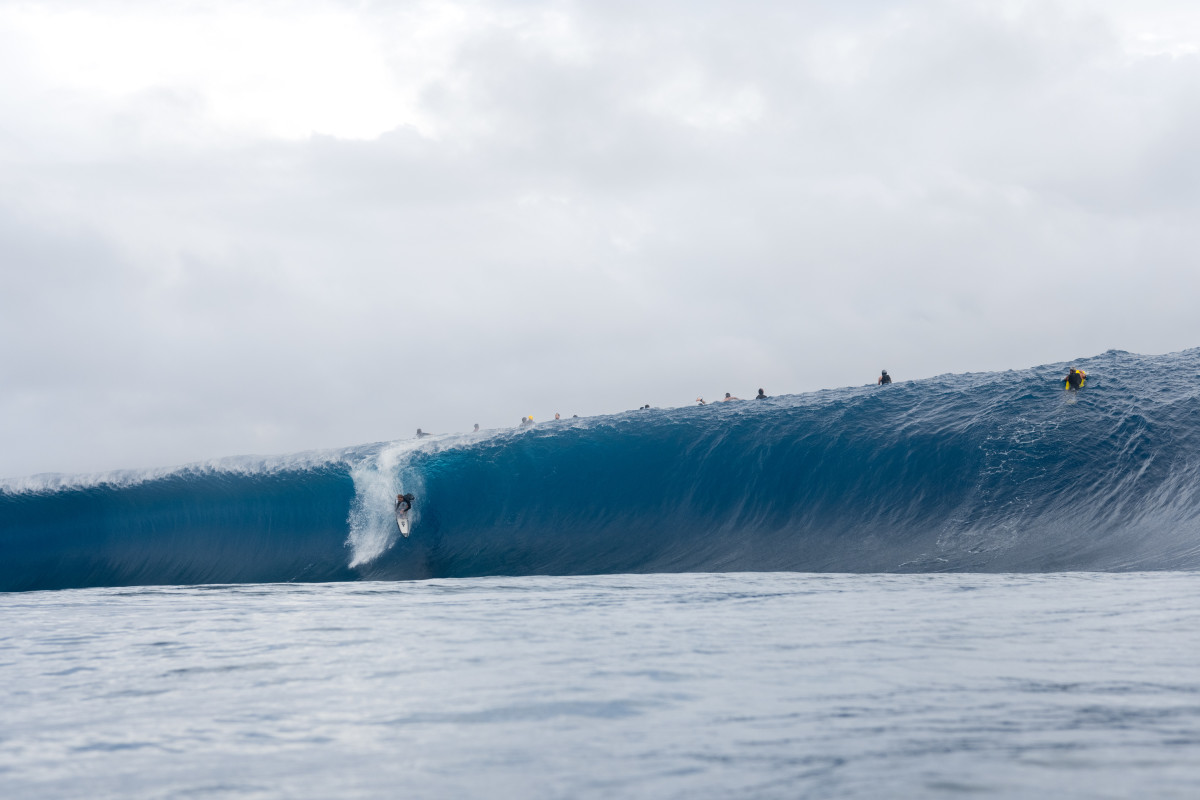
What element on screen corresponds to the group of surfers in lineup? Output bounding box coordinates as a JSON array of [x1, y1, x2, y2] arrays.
[[415, 366, 1089, 439], [395, 366, 1090, 524]]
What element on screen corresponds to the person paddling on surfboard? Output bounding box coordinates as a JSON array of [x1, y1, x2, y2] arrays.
[[1063, 368, 1087, 390]]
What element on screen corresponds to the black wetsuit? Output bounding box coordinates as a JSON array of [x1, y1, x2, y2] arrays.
[[1066, 371, 1083, 390], [396, 499, 411, 514], [879, 373, 892, 385]]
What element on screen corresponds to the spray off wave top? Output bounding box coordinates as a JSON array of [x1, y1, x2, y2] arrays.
[[4, 349, 1200, 591]]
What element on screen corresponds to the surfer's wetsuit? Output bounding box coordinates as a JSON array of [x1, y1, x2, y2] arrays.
[[878, 371, 892, 385], [395, 496, 412, 514], [1064, 369, 1086, 390]]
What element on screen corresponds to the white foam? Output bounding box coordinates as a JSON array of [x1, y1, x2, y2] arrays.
[[343, 428, 514, 567], [345, 440, 427, 567], [0, 446, 367, 494]]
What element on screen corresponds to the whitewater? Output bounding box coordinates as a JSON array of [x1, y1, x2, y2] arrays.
[[3, 349, 1200, 798]]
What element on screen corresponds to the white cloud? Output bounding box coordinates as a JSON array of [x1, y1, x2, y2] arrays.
[[0, 1, 448, 141], [2, 0, 1200, 476]]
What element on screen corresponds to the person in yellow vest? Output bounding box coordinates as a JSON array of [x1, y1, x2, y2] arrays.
[[1063, 368, 1087, 390]]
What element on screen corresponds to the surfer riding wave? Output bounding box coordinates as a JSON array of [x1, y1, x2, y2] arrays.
[[395, 493, 415, 537]]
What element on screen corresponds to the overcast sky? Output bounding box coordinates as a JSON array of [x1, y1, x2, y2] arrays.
[[2, 0, 1199, 478]]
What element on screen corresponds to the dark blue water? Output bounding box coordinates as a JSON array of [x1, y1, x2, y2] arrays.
[[4, 348, 1200, 592]]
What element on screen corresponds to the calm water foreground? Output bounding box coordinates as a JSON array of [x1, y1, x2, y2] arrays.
[[2, 572, 1198, 799]]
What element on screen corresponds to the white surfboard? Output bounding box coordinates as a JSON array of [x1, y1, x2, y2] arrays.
[[396, 510, 411, 537]]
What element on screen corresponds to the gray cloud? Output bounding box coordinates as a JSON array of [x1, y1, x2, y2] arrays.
[[2, 0, 1199, 476]]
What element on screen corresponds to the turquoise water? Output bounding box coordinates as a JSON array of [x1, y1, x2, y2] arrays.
[[3, 572, 1199, 798]]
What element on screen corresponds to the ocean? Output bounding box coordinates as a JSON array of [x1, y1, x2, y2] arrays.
[[3, 574, 1199, 798], [3, 348, 1200, 797]]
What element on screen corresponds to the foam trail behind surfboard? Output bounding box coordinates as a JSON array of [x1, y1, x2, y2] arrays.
[[347, 441, 424, 566]]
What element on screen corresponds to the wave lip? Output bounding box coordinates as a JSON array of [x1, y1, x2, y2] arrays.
[[4, 348, 1200, 591]]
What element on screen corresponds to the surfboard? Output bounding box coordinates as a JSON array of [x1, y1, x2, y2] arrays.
[[396, 510, 411, 537]]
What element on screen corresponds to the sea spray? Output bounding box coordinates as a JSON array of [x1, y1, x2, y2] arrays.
[[346, 441, 426, 567]]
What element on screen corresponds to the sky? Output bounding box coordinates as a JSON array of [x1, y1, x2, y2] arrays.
[[2, 0, 1199, 478]]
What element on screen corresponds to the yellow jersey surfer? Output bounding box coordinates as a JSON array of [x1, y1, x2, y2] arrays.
[[1063, 368, 1087, 390]]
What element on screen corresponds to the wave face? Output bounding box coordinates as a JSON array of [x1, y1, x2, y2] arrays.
[[4, 349, 1200, 591]]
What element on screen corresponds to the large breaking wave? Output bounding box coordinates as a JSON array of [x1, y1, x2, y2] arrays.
[[4, 348, 1200, 591]]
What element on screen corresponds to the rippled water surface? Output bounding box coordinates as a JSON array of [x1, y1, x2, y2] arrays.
[[2, 572, 1199, 798]]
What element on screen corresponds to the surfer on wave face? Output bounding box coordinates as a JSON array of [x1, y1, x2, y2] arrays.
[[395, 494, 413, 514]]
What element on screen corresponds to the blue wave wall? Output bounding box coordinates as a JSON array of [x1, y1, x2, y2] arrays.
[[1, 467, 358, 591], [4, 349, 1200, 591]]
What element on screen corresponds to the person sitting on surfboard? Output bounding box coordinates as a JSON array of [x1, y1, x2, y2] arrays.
[[756, 388, 768, 399], [878, 370, 892, 385], [722, 392, 739, 401], [1064, 368, 1087, 390], [395, 493, 414, 514]]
